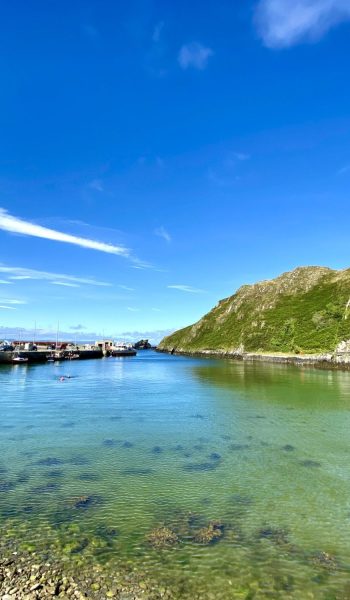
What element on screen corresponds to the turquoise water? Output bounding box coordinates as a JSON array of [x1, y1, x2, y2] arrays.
[[1, 351, 350, 598]]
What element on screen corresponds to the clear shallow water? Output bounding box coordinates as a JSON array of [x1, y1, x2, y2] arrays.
[[1, 351, 350, 598]]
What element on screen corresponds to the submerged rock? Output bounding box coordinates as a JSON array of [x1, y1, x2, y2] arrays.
[[152, 446, 163, 454], [147, 526, 178, 549], [193, 521, 224, 545], [282, 445, 295, 452]]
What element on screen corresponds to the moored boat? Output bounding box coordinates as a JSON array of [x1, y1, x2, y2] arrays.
[[111, 343, 137, 357]]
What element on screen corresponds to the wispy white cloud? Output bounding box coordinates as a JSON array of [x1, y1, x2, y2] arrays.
[[0, 208, 129, 257], [118, 285, 135, 291], [0, 265, 111, 287], [51, 281, 80, 288], [0, 299, 27, 305], [154, 225, 171, 243], [338, 164, 350, 175], [168, 285, 206, 294], [152, 21, 164, 43], [127, 307, 140, 312], [255, 0, 350, 48], [0, 280, 12, 284], [0, 305, 17, 310], [88, 179, 104, 192], [178, 42, 213, 70]]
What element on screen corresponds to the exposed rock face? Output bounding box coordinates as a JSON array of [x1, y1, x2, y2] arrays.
[[158, 266, 350, 355]]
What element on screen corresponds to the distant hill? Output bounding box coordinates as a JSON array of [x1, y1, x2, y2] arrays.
[[158, 267, 350, 355]]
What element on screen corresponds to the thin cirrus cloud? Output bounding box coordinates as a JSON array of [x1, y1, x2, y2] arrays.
[[255, 0, 350, 48], [0, 299, 27, 310], [154, 226, 171, 243], [178, 42, 213, 70], [168, 285, 206, 294], [51, 281, 80, 288], [0, 208, 130, 257], [0, 265, 111, 287]]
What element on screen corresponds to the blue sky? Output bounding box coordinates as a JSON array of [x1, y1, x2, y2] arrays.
[[1, 0, 350, 341]]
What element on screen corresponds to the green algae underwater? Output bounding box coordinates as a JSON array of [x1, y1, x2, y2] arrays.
[[1, 351, 350, 599]]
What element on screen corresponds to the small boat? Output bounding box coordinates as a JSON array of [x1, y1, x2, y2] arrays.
[[68, 353, 80, 360], [111, 343, 137, 357], [12, 355, 28, 364]]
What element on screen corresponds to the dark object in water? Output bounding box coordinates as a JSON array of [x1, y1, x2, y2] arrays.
[[36, 457, 64, 467], [69, 456, 90, 466], [193, 521, 224, 545], [147, 526, 178, 549], [152, 446, 163, 454], [231, 494, 253, 506], [300, 460, 321, 468], [209, 452, 221, 461], [191, 414, 205, 420], [47, 470, 64, 479], [122, 468, 154, 476], [16, 471, 30, 484], [110, 416, 122, 421], [73, 495, 103, 509], [183, 462, 217, 472], [31, 482, 61, 494], [193, 444, 204, 451], [122, 441, 133, 448], [61, 421, 76, 428], [0, 480, 15, 493], [71, 538, 89, 554], [311, 551, 338, 571], [173, 444, 183, 451], [96, 525, 119, 540], [257, 526, 289, 545], [282, 445, 295, 452], [77, 472, 100, 481], [229, 444, 249, 451], [102, 439, 118, 447]]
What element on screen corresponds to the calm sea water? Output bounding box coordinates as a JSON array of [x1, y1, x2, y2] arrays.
[[1, 351, 350, 598]]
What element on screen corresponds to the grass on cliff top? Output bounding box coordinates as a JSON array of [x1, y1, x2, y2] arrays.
[[160, 275, 350, 354]]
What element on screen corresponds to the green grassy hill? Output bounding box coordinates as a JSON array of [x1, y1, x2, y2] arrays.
[[158, 267, 350, 355]]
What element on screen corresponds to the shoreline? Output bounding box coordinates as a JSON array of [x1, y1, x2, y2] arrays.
[[156, 348, 350, 370]]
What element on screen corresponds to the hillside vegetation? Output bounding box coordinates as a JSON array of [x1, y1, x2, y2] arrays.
[[159, 267, 350, 355]]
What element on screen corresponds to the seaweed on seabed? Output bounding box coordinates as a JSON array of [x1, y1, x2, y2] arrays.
[[152, 446, 163, 454], [193, 521, 224, 545], [146, 526, 178, 549]]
